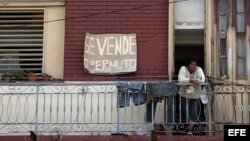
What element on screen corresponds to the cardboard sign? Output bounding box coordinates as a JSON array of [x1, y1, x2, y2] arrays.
[[84, 33, 137, 74]]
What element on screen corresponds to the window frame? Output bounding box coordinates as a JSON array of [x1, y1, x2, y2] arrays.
[[216, 0, 229, 77], [233, 0, 248, 79], [0, 8, 45, 75]]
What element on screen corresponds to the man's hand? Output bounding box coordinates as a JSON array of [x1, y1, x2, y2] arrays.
[[189, 80, 200, 85]]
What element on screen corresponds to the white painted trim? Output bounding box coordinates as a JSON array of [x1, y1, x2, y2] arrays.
[[0, 1, 64, 6], [43, 8, 48, 73], [168, 0, 175, 80], [43, 6, 65, 79]]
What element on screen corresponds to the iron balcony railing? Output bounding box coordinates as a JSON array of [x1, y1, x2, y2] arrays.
[[0, 81, 249, 137]]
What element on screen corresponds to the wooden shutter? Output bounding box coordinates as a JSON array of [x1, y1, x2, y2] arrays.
[[0, 9, 44, 74]]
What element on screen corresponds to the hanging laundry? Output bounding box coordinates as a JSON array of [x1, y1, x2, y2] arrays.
[[116, 82, 145, 108]]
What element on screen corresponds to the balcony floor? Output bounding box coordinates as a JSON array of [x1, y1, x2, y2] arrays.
[[0, 135, 223, 141]]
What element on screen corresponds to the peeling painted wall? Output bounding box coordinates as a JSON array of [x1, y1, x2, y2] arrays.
[[175, 0, 205, 29]]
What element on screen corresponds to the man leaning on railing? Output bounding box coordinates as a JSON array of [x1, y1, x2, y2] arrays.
[[178, 57, 205, 135]]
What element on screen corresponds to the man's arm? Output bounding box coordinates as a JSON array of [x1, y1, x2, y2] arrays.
[[197, 67, 205, 83], [178, 67, 189, 83]]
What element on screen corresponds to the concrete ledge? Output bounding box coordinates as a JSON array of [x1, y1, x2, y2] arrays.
[[0, 0, 64, 6]]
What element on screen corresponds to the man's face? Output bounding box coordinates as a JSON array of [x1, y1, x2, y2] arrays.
[[187, 61, 197, 73]]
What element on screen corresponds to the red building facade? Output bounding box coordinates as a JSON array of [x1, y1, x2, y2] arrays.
[[64, 0, 169, 81]]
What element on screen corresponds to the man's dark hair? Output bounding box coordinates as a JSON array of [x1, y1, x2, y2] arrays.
[[185, 57, 198, 67]]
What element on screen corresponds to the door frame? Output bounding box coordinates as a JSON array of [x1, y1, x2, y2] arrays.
[[168, 0, 213, 79]]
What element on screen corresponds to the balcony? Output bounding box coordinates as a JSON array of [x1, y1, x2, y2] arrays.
[[0, 81, 249, 140]]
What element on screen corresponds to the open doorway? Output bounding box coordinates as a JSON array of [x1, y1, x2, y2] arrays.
[[174, 29, 204, 78], [175, 44, 204, 76], [173, 29, 206, 135]]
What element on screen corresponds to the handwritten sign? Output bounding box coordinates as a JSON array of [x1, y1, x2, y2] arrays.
[[84, 33, 137, 74]]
